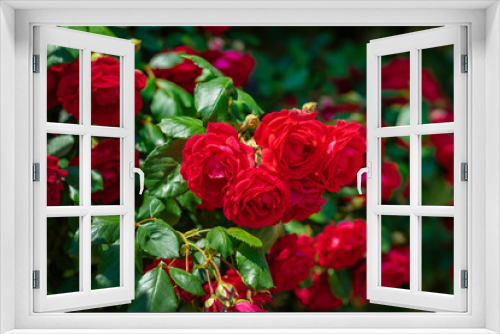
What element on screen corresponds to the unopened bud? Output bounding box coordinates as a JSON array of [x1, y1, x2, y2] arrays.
[[204, 295, 226, 312], [215, 280, 237, 302], [131, 39, 142, 52], [240, 114, 260, 132], [302, 102, 317, 113]]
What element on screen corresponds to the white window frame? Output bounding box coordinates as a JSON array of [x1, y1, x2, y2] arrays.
[[32, 26, 136, 312], [1, 1, 499, 333], [366, 26, 467, 312]]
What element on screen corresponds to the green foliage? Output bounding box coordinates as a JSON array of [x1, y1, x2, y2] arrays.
[[158, 116, 205, 139], [194, 77, 234, 123], [226, 228, 262, 248], [151, 80, 195, 121], [91, 216, 120, 245], [181, 54, 223, 78], [235, 244, 274, 290], [137, 219, 180, 259], [129, 262, 179, 312], [206, 227, 234, 258], [169, 267, 205, 296], [328, 268, 352, 301], [47, 135, 75, 158], [95, 243, 120, 289], [149, 52, 183, 69]]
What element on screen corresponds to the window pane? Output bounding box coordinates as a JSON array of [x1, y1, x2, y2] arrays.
[[381, 52, 410, 127], [421, 45, 454, 124], [91, 54, 122, 127], [381, 215, 410, 290], [421, 134, 454, 206], [47, 134, 80, 206], [91, 215, 121, 290], [90, 137, 121, 205], [47, 216, 80, 295], [47, 45, 80, 124], [421, 217, 454, 294], [381, 137, 409, 205]]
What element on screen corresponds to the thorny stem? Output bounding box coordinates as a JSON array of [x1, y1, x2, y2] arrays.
[[206, 269, 214, 295], [185, 245, 190, 272], [210, 260, 222, 282]]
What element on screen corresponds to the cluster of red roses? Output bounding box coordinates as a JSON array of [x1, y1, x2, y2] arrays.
[[180, 107, 366, 228]]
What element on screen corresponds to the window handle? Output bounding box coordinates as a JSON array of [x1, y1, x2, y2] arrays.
[[357, 162, 371, 195], [129, 162, 144, 195]]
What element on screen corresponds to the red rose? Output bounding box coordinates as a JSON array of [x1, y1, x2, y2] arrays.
[[381, 162, 403, 201], [223, 164, 291, 228], [351, 261, 368, 306], [229, 301, 268, 312], [57, 56, 146, 126], [144, 258, 198, 303], [294, 272, 343, 311], [282, 177, 327, 222], [430, 108, 454, 123], [267, 234, 315, 293], [180, 123, 255, 210], [203, 269, 273, 306], [47, 63, 72, 111], [152, 46, 202, 93], [69, 139, 139, 204], [381, 57, 443, 104], [202, 26, 230, 35], [47, 156, 68, 206], [254, 108, 328, 179], [382, 246, 410, 288], [203, 50, 256, 87], [317, 120, 366, 193], [315, 219, 367, 270]]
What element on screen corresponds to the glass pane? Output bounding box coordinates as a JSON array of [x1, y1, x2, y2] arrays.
[[91, 215, 121, 290], [91, 54, 121, 127], [47, 134, 80, 206], [90, 137, 121, 205], [421, 45, 454, 124], [381, 215, 410, 290], [47, 45, 80, 124], [381, 137, 409, 205], [381, 52, 410, 127], [421, 134, 454, 206], [47, 216, 80, 295], [421, 217, 454, 294]]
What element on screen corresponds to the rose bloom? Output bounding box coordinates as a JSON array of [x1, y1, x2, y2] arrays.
[[381, 162, 403, 201], [70, 139, 139, 204], [203, 269, 273, 307], [267, 234, 315, 293], [281, 177, 327, 223], [47, 62, 72, 111], [201, 26, 230, 35], [315, 219, 367, 270], [56, 56, 146, 127], [203, 50, 256, 87], [382, 246, 410, 288], [317, 120, 366, 193], [229, 301, 268, 312], [152, 46, 202, 93], [381, 57, 443, 104], [47, 156, 68, 206], [295, 272, 343, 311], [223, 164, 291, 228], [180, 123, 255, 210], [144, 258, 198, 302], [254, 108, 328, 180]]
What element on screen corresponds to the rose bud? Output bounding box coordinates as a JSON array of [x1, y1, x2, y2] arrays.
[[240, 114, 261, 132], [204, 295, 226, 312], [215, 280, 237, 302]]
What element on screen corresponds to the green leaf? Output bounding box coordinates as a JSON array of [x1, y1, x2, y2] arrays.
[[47, 135, 75, 158], [158, 116, 205, 139], [149, 198, 166, 218], [235, 89, 265, 116], [88, 26, 116, 37], [91, 169, 104, 193], [168, 267, 205, 296], [328, 268, 352, 301], [129, 262, 178, 312], [149, 52, 183, 69], [176, 190, 201, 212], [95, 243, 120, 289], [136, 122, 166, 153], [162, 198, 182, 226], [194, 77, 234, 123], [244, 225, 281, 253], [137, 220, 179, 259], [150, 80, 195, 121], [206, 227, 233, 258], [226, 227, 262, 248], [143, 144, 188, 198], [91, 216, 120, 244], [181, 54, 223, 77], [235, 244, 273, 290]]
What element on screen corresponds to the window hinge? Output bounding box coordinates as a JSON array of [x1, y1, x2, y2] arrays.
[[461, 54, 468, 73], [461, 270, 468, 289], [461, 162, 468, 181], [33, 54, 40, 73], [33, 163, 40, 182], [33, 270, 40, 289]]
